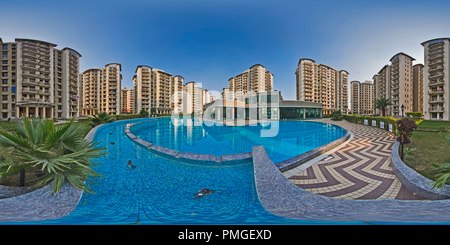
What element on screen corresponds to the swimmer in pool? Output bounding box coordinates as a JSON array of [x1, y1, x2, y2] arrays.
[[127, 160, 136, 170]]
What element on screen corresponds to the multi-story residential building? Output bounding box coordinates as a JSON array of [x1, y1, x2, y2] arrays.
[[184, 81, 203, 114], [79, 63, 122, 116], [295, 58, 348, 115], [389, 52, 415, 117], [336, 70, 349, 114], [121, 87, 134, 113], [202, 89, 213, 105], [133, 65, 183, 114], [373, 65, 391, 115], [413, 64, 424, 114], [350, 80, 374, 115], [0, 38, 81, 120], [421, 38, 449, 120], [222, 88, 234, 101], [228, 64, 273, 101]]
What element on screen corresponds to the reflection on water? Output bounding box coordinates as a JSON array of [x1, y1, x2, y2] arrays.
[[132, 118, 346, 163]]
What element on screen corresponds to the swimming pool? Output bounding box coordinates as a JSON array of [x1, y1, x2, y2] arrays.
[[132, 118, 346, 163], [3, 118, 350, 225]]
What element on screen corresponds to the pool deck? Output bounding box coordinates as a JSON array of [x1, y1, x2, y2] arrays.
[[283, 119, 428, 200]]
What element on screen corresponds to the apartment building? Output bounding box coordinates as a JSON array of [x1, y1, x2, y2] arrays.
[[228, 64, 273, 101], [350, 80, 374, 115], [222, 88, 234, 101], [0, 38, 82, 120], [184, 81, 203, 114], [295, 58, 348, 114], [421, 38, 449, 120], [373, 65, 391, 115], [202, 89, 213, 105], [389, 53, 415, 117], [121, 87, 134, 113], [79, 63, 122, 116], [133, 65, 184, 114], [336, 70, 349, 113], [413, 64, 424, 114]]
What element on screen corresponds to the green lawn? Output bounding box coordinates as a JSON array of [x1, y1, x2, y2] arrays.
[[402, 130, 450, 181], [417, 120, 450, 128]]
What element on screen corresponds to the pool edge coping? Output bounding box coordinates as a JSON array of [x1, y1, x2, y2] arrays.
[[125, 119, 253, 163]]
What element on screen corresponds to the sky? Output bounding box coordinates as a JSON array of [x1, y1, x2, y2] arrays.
[[2, 0, 450, 101]]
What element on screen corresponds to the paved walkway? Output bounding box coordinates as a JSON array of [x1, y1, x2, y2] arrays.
[[283, 119, 427, 200]]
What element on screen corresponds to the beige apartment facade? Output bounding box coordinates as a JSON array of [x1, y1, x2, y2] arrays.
[[0, 38, 81, 120], [295, 58, 348, 115], [389, 53, 415, 117], [373, 65, 391, 115], [228, 64, 273, 101], [350, 80, 374, 115], [421, 38, 450, 120], [133, 65, 184, 114], [121, 87, 134, 113], [79, 63, 122, 116], [412, 64, 424, 114]]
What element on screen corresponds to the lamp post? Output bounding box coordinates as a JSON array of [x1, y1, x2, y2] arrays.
[[400, 104, 405, 160], [401, 104, 404, 118]]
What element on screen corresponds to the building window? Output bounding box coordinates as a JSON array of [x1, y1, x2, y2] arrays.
[[2, 104, 7, 109], [2, 95, 7, 101], [2, 87, 7, 92], [1, 72, 7, 77], [2, 66, 7, 71]]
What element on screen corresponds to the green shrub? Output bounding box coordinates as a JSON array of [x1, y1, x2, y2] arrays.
[[331, 110, 343, 121], [406, 112, 422, 118], [111, 114, 144, 120]]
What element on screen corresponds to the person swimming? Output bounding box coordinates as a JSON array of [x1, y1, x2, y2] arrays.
[[127, 160, 136, 170]]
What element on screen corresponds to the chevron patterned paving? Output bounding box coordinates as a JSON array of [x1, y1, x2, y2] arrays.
[[287, 119, 428, 200]]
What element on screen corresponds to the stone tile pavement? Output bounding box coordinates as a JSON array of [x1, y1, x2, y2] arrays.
[[283, 119, 427, 200]]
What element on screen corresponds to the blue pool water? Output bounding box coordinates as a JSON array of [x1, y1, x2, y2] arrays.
[[3, 118, 350, 225], [133, 118, 347, 163]]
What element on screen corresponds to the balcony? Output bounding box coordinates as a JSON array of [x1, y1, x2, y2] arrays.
[[429, 79, 444, 87], [38, 89, 50, 95], [21, 87, 38, 94], [429, 65, 444, 73], [429, 59, 444, 66], [429, 97, 444, 103], [429, 88, 444, 94], [429, 43, 444, 52], [22, 79, 37, 86], [429, 107, 444, 112], [429, 53, 444, 61], [429, 72, 444, 79]]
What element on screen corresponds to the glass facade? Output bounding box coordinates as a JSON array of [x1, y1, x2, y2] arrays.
[[280, 107, 321, 119]]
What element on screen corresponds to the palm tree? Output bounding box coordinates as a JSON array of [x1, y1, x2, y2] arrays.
[[0, 117, 106, 194], [374, 97, 392, 117], [90, 112, 116, 127]]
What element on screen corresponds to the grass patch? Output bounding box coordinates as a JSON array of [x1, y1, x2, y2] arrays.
[[402, 130, 450, 181], [417, 120, 450, 128]]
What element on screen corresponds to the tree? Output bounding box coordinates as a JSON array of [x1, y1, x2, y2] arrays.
[[150, 107, 157, 115], [139, 109, 149, 117], [331, 110, 343, 121], [395, 117, 417, 143], [90, 112, 116, 127], [0, 117, 106, 194], [374, 97, 392, 117]]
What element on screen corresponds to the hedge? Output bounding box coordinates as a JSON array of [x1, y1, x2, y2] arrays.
[[342, 114, 399, 135], [406, 112, 422, 118], [111, 114, 145, 120]]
